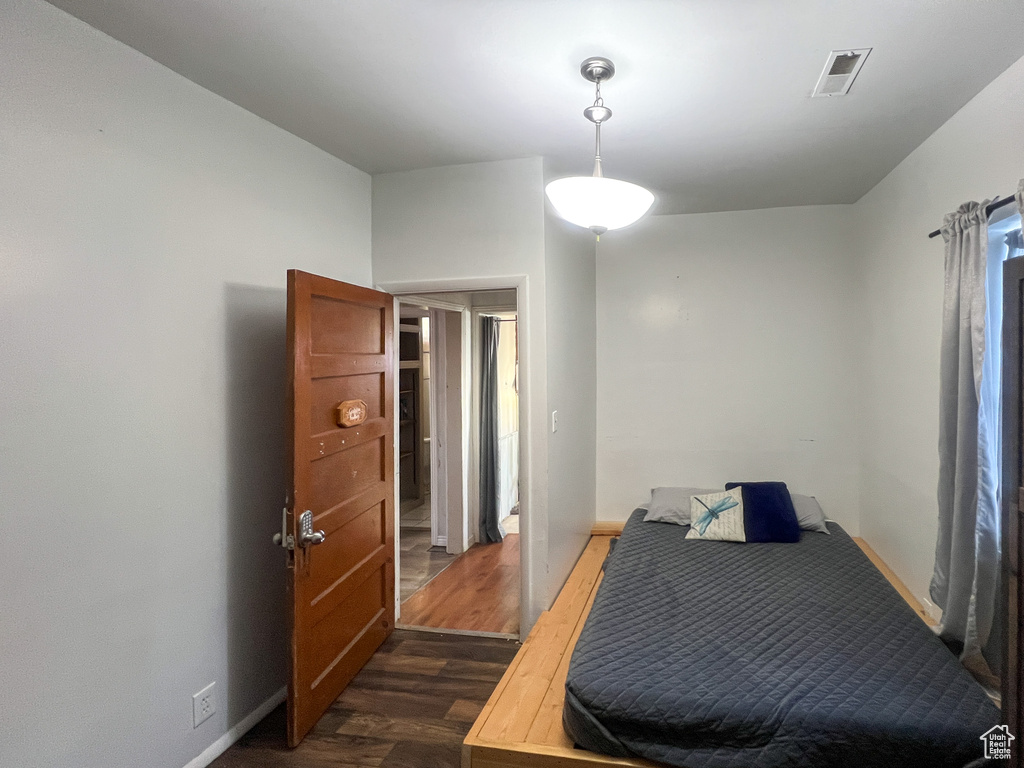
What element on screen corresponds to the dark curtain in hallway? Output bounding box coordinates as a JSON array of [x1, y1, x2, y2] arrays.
[[479, 315, 505, 543]]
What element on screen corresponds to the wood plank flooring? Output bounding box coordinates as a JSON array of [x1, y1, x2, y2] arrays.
[[211, 630, 519, 768], [400, 534, 520, 635], [400, 527, 458, 603]]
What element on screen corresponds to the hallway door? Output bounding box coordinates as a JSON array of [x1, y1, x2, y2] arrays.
[[285, 270, 395, 746]]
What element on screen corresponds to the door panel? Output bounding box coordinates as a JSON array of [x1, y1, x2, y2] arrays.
[[287, 270, 394, 747], [310, 374, 383, 434], [306, 504, 388, 602], [314, 482, 390, 536], [308, 575, 385, 677], [310, 296, 385, 354], [311, 439, 383, 502]]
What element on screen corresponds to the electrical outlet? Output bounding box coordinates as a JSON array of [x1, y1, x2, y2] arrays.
[[192, 682, 216, 728], [551, 410, 558, 433]]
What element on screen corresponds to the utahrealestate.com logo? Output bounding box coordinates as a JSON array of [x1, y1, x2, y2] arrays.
[[980, 725, 1015, 760]]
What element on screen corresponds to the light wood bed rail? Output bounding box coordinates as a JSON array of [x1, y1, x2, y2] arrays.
[[463, 532, 655, 768], [462, 522, 933, 768]]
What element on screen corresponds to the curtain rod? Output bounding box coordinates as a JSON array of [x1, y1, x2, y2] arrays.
[[927, 196, 1017, 239]]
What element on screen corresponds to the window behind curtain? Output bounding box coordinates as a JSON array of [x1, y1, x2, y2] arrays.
[[967, 208, 1023, 677]]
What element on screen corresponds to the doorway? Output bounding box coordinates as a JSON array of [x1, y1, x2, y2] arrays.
[[397, 307, 452, 602], [394, 290, 521, 637]]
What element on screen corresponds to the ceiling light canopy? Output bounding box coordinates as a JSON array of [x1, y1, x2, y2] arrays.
[[545, 58, 654, 237]]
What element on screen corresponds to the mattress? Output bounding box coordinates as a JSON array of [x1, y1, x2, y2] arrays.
[[563, 509, 999, 768]]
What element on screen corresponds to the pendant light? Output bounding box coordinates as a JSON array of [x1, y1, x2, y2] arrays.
[[545, 58, 654, 237]]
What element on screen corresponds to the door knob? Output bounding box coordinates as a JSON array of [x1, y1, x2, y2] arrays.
[[298, 510, 326, 547], [301, 530, 326, 546]]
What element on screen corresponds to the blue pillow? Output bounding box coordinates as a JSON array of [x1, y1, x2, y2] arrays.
[[724, 481, 801, 543]]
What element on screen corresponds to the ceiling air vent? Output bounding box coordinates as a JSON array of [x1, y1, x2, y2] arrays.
[[812, 48, 871, 97]]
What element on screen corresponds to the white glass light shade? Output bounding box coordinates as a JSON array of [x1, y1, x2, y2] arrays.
[[545, 176, 655, 233]]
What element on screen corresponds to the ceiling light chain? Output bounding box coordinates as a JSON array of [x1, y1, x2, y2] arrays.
[[545, 57, 654, 238]]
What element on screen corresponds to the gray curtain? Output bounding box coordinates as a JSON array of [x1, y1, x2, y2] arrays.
[[932, 200, 1001, 686], [478, 316, 505, 544]]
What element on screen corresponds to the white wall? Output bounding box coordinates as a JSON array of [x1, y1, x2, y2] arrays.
[[544, 212, 597, 603], [855, 54, 1024, 611], [371, 158, 552, 630], [596, 206, 861, 530], [0, 2, 372, 767]]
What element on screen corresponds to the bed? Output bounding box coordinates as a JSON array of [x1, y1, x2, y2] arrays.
[[562, 509, 1000, 768]]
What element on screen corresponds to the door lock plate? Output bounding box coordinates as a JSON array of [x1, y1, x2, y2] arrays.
[[273, 506, 295, 550]]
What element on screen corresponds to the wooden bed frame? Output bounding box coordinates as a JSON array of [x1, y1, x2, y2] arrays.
[[462, 522, 933, 768]]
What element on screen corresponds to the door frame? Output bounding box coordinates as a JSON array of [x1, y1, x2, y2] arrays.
[[393, 294, 473, 622], [434, 306, 472, 555], [427, 308, 446, 549], [378, 277, 530, 641], [395, 298, 470, 555]]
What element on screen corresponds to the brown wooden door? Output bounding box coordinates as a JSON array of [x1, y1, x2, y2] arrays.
[[286, 270, 395, 746], [1002, 255, 1024, 765]]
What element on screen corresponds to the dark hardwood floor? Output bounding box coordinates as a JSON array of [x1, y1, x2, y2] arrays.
[[210, 630, 519, 768]]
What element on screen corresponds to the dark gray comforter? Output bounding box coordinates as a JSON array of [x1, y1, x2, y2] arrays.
[[563, 509, 999, 767]]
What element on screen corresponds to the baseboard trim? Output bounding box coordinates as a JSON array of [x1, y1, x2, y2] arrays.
[[182, 686, 286, 768], [920, 596, 943, 623], [435, 535, 448, 547]]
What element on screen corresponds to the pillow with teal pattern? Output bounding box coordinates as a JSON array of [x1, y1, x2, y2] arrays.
[[685, 488, 746, 542]]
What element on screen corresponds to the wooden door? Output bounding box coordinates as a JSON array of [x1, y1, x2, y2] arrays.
[[1002, 255, 1024, 765], [286, 270, 395, 746]]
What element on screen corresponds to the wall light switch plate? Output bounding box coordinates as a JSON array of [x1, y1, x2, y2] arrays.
[[551, 410, 558, 433], [192, 682, 216, 728]]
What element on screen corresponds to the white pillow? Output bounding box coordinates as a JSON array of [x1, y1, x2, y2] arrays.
[[792, 494, 830, 534], [686, 488, 746, 542], [643, 486, 718, 526]]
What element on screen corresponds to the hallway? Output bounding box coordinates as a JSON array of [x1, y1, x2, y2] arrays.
[[400, 534, 520, 636]]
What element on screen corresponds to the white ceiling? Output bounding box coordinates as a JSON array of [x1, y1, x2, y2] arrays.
[[47, 0, 1024, 214]]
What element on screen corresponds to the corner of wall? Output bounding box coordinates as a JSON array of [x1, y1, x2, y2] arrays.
[[849, 52, 1024, 603]]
